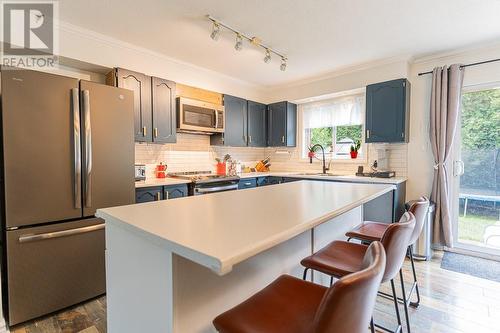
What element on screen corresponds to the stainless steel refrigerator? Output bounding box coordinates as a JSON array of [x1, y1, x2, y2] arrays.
[[0, 67, 135, 325]]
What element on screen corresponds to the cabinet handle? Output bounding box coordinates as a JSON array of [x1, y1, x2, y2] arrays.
[[248, 135, 252, 143], [165, 191, 169, 200], [154, 128, 158, 138], [156, 192, 161, 201], [366, 130, 370, 139], [401, 132, 404, 138], [142, 126, 147, 137], [244, 182, 252, 186], [281, 136, 285, 143]]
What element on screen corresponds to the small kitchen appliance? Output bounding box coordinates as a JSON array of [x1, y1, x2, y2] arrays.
[[135, 164, 146, 181]]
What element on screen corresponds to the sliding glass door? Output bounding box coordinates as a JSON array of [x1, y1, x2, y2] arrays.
[[452, 85, 500, 256]]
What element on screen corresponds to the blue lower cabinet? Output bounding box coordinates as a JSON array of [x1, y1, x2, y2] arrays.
[[257, 176, 283, 186], [136, 186, 163, 203], [164, 184, 188, 199], [238, 178, 257, 190], [282, 177, 300, 183]]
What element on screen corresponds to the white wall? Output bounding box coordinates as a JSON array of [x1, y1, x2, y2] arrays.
[[407, 42, 500, 200], [266, 58, 410, 103], [55, 22, 267, 102]]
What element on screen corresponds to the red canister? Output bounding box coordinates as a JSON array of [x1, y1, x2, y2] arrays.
[[156, 163, 167, 178]]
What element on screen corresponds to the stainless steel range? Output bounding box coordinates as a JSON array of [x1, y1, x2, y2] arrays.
[[168, 171, 240, 195]]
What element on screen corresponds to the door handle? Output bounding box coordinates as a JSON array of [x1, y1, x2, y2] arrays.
[[366, 130, 370, 139], [71, 88, 82, 209], [82, 90, 92, 208], [142, 126, 147, 137], [19, 224, 104, 243], [248, 135, 252, 144], [281, 136, 285, 143], [154, 127, 158, 138], [453, 160, 465, 177]]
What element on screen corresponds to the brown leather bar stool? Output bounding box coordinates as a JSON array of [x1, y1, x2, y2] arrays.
[[213, 241, 386, 333], [346, 197, 430, 308], [301, 212, 416, 333]]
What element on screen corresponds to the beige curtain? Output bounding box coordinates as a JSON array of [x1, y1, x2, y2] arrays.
[[430, 64, 464, 248]]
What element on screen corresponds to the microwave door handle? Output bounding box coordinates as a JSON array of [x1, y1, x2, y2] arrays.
[[215, 109, 219, 129]]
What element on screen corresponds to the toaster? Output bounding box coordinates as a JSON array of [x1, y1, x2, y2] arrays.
[[135, 164, 146, 181]]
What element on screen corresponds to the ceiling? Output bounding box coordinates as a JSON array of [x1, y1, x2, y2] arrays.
[[59, 0, 500, 87]]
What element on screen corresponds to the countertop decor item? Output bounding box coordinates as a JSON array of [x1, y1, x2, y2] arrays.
[[156, 163, 167, 178], [255, 156, 271, 172], [350, 140, 361, 159]]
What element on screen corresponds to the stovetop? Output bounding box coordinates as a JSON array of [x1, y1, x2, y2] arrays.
[[168, 171, 240, 184]]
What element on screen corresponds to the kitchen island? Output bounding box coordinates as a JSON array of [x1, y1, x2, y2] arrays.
[[97, 180, 394, 333]]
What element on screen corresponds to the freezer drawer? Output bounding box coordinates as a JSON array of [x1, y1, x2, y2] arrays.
[[6, 218, 105, 325]]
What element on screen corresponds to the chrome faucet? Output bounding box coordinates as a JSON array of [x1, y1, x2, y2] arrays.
[[309, 144, 329, 174]]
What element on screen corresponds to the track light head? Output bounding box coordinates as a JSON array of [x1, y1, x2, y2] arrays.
[[263, 49, 271, 63], [280, 58, 287, 71], [210, 22, 220, 41], [234, 34, 243, 51]]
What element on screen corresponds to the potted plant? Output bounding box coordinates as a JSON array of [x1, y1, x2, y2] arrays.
[[350, 140, 361, 159], [307, 145, 316, 160]]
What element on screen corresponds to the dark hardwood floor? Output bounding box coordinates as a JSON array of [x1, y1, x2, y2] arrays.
[[10, 251, 500, 333]]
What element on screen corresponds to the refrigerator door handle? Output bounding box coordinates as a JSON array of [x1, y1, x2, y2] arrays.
[[72, 88, 82, 209], [18, 223, 105, 243], [82, 89, 93, 208]]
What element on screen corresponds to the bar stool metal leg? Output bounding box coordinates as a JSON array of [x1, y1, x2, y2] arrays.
[[374, 279, 402, 333], [408, 246, 421, 308], [399, 270, 411, 333], [302, 267, 310, 281], [370, 318, 375, 333]]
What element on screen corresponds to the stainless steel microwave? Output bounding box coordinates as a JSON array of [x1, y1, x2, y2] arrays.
[[177, 97, 224, 134]]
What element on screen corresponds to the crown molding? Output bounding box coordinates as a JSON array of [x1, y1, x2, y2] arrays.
[[56, 21, 263, 90], [265, 54, 412, 91], [412, 39, 500, 65]]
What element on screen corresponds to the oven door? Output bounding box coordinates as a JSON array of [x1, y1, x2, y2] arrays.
[[193, 181, 239, 195], [177, 97, 224, 133]]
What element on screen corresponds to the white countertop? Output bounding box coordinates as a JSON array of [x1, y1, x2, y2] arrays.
[[98, 181, 394, 275]]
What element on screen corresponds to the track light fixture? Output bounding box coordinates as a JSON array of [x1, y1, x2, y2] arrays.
[[264, 49, 271, 63], [280, 57, 287, 71], [234, 34, 243, 51], [207, 15, 287, 71], [210, 22, 220, 41]]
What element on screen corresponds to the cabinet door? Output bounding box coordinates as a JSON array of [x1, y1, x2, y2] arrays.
[[366, 79, 408, 143], [164, 184, 188, 199], [152, 77, 176, 143], [247, 101, 267, 147], [286, 102, 297, 147], [115, 68, 152, 142], [268, 102, 287, 146], [238, 178, 257, 190], [135, 187, 163, 203], [223, 95, 248, 146]]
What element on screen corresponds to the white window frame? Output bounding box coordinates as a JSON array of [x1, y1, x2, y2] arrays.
[[299, 92, 368, 164]]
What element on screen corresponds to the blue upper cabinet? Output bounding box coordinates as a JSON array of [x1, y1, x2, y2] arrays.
[[365, 78, 410, 143], [247, 100, 267, 147], [211, 94, 247, 146], [267, 101, 297, 147]]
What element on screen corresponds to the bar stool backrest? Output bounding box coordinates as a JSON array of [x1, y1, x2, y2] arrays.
[[313, 241, 386, 333], [380, 212, 416, 282], [408, 196, 430, 245]]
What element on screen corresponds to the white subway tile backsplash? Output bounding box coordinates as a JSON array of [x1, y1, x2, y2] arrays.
[[135, 133, 407, 178]]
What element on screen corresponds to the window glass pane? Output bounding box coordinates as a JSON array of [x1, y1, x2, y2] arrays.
[[335, 125, 362, 143], [310, 127, 333, 151]]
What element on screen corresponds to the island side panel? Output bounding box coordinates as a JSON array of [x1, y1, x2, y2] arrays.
[[312, 206, 362, 286], [172, 206, 363, 333], [106, 220, 174, 333]]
